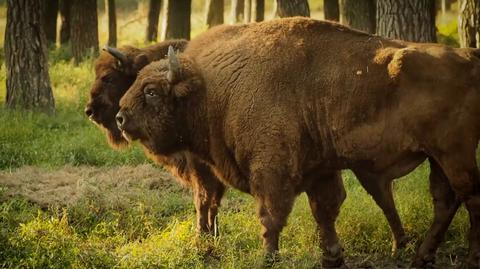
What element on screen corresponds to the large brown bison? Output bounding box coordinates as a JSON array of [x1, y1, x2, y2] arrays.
[[86, 42, 419, 258], [117, 18, 480, 268], [85, 40, 226, 235]]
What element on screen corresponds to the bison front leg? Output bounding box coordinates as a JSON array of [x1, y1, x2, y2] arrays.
[[354, 172, 407, 254], [251, 171, 296, 266], [192, 181, 225, 236], [412, 159, 460, 268], [306, 171, 346, 268]]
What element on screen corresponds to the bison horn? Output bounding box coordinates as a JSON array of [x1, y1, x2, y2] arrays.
[[167, 45, 180, 83], [103, 46, 128, 67]]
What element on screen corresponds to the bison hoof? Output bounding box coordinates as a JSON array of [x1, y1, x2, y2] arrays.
[[411, 254, 436, 268], [262, 251, 280, 268], [392, 236, 409, 255]]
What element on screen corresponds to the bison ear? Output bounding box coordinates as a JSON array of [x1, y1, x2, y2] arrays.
[[133, 54, 149, 71], [167, 45, 180, 83], [103, 45, 128, 68]]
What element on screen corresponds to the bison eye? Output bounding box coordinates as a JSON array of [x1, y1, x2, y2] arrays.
[[144, 87, 158, 98]]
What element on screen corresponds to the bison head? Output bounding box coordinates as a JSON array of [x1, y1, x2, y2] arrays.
[[117, 46, 202, 155], [85, 46, 152, 148]]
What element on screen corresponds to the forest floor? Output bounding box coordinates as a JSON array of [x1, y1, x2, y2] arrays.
[[0, 164, 471, 268]]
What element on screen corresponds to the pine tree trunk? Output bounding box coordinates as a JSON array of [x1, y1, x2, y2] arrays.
[[231, 0, 244, 23], [206, 0, 224, 28], [70, 0, 99, 63], [146, 0, 161, 42], [59, 0, 71, 45], [377, 0, 436, 42], [324, 0, 339, 21], [459, 0, 480, 48], [244, 0, 251, 22], [340, 0, 376, 33], [5, 0, 55, 112], [253, 0, 265, 22], [161, 0, 191, 40], [41, 0, 59, 47], [276, 0, 310, 17], [106, 0, 117, 47]]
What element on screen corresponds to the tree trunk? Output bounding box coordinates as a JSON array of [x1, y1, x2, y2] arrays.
[[244, 0, 251, 22], [41, 0, 59, 47], [146, 0, 161, 42], [70, 0, 99, 63], [161, 0, 191, 40], [253, 0, 265, 22], [231, 0, 244, 23], [324, 0, 339, 21], [59, 0, 71, 45], [206, 0, 224, 28], [276, 0, 310, 17], [340, 0, 376, 34], [459, 0, 480, 48], [5, 0, 55, 111], [376, 0, 436, 42], [106, 0, 117, 47]]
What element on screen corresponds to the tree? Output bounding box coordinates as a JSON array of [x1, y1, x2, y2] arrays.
[[340, 0, 376, 34], [324, 0, 339, 21], [231, 0, 244, 23], [244, 0, 251, 22], [41, 0, 59, 46], [106, 0, 117, 47], [206, 0, 224, 28], [459, 0, 480, 48], [59, 0, 71, 45], [146, 0, 161, 42], [5, 0, 55, 111], [377, 0, 436, 42], [161, 0, 191, 40], [276, 0, 310, 17], [252, 0, 265, 22], [70, 0, 99, 63]]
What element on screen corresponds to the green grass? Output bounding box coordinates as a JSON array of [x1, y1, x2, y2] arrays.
[[0, 166, 470, 268]]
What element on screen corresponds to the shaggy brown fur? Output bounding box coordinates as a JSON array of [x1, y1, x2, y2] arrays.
[[85, 40, 225, 235], [118, 18, 480, 268]]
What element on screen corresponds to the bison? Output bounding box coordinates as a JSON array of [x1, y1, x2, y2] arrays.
[[117, 18, 480, 268], [85, 40, 226, 235], [86, 41, 420, 258]]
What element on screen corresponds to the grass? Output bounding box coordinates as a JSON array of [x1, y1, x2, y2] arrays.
[[0, 1, 471, 268]]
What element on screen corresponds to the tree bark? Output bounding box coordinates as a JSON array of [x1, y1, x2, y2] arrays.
[[244, 0, 251, 22], [340, 0, 376, 34], [276, 0, 310, 17], [231, 0, 244, 23], [376, 0, 436, 42], [324, 0, 339, 21], [41, 0, 59, 47], [161, 0, 191, 40], [5, 0, 55, 111], [59, 0, 71, 45], [459, 0, 480, 48], [70, 0, 99, 63], [206, 0, 224, 28], [253, 0, 265, 22], [146, 0, 161, 42], [106, 0, 117, 47]]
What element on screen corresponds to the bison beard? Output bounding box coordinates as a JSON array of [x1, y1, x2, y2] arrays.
[[85, 40, 227, 236], [119, 18, 480, 268]]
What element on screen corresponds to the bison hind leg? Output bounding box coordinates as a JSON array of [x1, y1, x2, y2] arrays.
[[306, 171, 346, 269]]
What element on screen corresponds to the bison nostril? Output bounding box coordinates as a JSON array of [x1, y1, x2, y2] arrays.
[[85, 107, 93, 117], [116, 112, 125, 128]]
